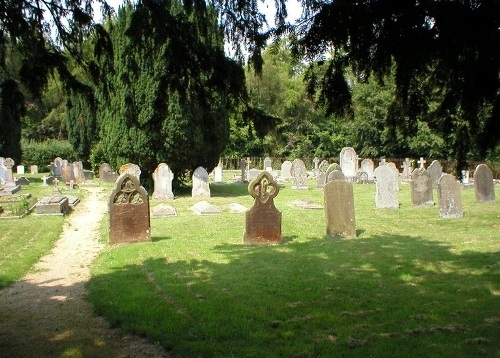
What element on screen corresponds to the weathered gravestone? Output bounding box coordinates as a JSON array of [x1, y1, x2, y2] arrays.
[[374, 164, 399, 209], [152, 163, 174, 199], [324, 180, 356, 237], [417, 157, 427, 169], [109, 173, 151, 244], [16, 176, 30, 186], [316, 160, 330, 189], [192, 167, 210, 198], [119, 163, 141, 180], [327, 169, 345, 183], [291, 158, 308, 189], [72, 161, 85, 183], [244, 171, 282, 244], [99, 163, 118, 183], [358, 171, 369, 184], [324, 163, 341, 184], [61, 160, 74, 183], [280, 160, 292, 180], [240, 158, 247, 182], [53, 157, 63, 177], [263, 157, 272, 171], [312, 157, 320, 178], [214, 162, 223, 183], [191, 201, 222, 215], [427, 160, 443, 189], [247, 168, 260, 183], [151, 203, 177, 217], [401, 158, 413, 180], [437, 174, 463, 219], [0, 162, 6, 184], [0, 158, 21, 195], [36, 195, 70, 215], [360, 159, 375, 182], [340, 147, 357, 181], [474, 164, 495, 203], [410, 168, 434, 207], [30, 165, 38, 174]]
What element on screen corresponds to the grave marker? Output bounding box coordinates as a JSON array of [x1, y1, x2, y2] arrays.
[[437, 174, 463, 219], [427, 160, 443, 189], [324, 180, 356, 237], [410, 168, 433, 207], [374, 164, 399, 209], [326, 169, 345, 183], [280, 160, 292, 180], [291, 158, 308, 189], [474, 164, 495, 202], [340, 147, 357, 181], [192, 167, 210, 197], [152, 163, 174, 199], [316, 160, 330, 189], [360, 159, 374, 182], [214, 161, 223, 183], [119, 163, 141, 180]]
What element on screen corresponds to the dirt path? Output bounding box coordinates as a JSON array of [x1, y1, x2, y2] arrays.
[[0, 186, 169, 357]]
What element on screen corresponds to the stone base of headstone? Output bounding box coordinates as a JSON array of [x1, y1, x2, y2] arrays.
[[36, 196, 70, 215]]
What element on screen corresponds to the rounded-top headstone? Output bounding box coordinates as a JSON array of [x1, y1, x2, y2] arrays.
[[473, 164, 495, 203]]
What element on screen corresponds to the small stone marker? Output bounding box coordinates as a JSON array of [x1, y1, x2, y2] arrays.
[[316, 160, 330, 189], [119, 163, 141, 180], [264, 157, 272, 171], [30, 165, 38, 174], [324, 180, 356, 237], [192, 167, 210, 197], [16, 165, 25, 175], [240, 158, 247, 182], [15, 176, 30, 186], [244, 171, 282, 244], [214, 161, 223, 183], [291, 158, 308, 189], [152, 163, 174, 199], [191, 201, 221, 215], [151, 203, 177, 217], [437, 174, 463, 219], [340, 147, 357, 181], [473, 164, 495, 202], [374, 164, 399, 209], [360, 159, 375, 182], [326, 169, 345, 183], [410, 168, 433, 207], [280, 160, 292, 180], [427, 160, 443, 189], [109, 173, 151, 244]]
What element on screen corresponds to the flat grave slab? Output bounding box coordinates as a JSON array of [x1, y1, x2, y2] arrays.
[[191, 201, 221, 215], [151, 204, 177, 217], [222, 203, 247, 213], [36, 195, 70, 215]]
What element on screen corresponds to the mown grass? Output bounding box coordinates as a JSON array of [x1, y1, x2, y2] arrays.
[[88, 175, 500, 357]]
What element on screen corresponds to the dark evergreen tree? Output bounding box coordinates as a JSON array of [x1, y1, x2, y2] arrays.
[[0, 76, 24, 162]]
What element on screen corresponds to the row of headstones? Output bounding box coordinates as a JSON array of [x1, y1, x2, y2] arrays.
[[50, 157, 90, 184]]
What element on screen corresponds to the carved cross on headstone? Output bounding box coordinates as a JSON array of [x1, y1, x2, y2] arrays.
[[418, 157, 426, 169]]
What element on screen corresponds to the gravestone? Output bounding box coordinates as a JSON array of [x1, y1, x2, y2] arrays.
[[45, 176, 56, 186], [1, 158, 20, 195], [374, 164, 399, 209], [324, 163, 341, 184], [191, 201, 221, 215], [16, 165, 25, 175], [326, 170, 345, 183], [109, 173, 151, 244], [119, 163, 141, 180], [72, 161, 85, 183], [36, 195, 70, 215], [340, 147, 357, 181], [83, 170, 94, 180], [244, 171, 282, 244], [99, 163, 118, 183], [427, 160, 443, 189], [474, 164, 495, 202], [358, 171, 369, 184], [30, 165, 38, 174], [324, 180, 356, 237], [264, 157, 272, 171], [386, 162, 398, 174], [61, 160, 74, 183], [401, 158, 413, 180], [15, 176, 30, 186], [0, 162, 6, 184], [316, 160, 330, 189], [223, 203, 248, 213], [437, 174, 463, 219], [53, 157, 63, 177], [214, 162, 223, 183], [240, 158, 247, 182], [280, 160, 292, 180], [152, 163, 174, 199], [192, 167, 210, 198], [417, 157, 427, 169], [461, 170, 470, 184], [290, 158, 308, 189], [360, 159, 374, 182], [151, 203, 177, 217], [410, 168, 433, 207], [247, 168, 260, 183]]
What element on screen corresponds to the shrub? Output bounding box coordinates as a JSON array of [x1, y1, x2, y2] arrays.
[[21, 139, 77, 169]]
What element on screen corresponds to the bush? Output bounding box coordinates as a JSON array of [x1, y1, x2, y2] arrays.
[[21, 139, 77, 169]]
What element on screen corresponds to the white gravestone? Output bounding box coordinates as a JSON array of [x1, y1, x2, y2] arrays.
[[152, 163, 174, 199], [374, 164, 399, 209], [340, 147, 357, 181], [192, 167, 210, 198]]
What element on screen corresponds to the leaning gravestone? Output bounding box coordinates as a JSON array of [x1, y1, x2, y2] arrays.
[[324, 180, 356, 237], [474, 164, 495, 203], [437, 174, 463, 219], [214, 161, 223, 183], [360, 159, 375, 182], [340, 147, 357, 181], [410, 168, 433, 207], [427, 160, 443, 189], [316, 160, 330, 189], [152, 163, 174, 199], [192, 167, 210, 198], [244, 171, 282, 244], [374, 164, 399, 209], [109, 173, 151, 244], [290, 158, 308, 189], [280, 160, 292, 180], [99, 163, 118, 183], [326, 169, 345, 183], [119, 163, 141, 180]]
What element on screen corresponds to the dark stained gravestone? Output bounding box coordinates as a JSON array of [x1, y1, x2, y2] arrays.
[[99, 163, 119, 183], [109, 173, 150, 244], [244, 171, 282, 244], [410, 168, 434, 207], [474, 164, 495, 203], [437, 174, 463, 219], [324, 180, 356, 237], [427, 160, 443, 189]]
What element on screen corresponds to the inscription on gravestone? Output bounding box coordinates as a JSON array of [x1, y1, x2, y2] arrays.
[[244, 171, 282, 244], [109, 173, 150, 244]]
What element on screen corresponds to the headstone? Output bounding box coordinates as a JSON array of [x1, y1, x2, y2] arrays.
[[360, 159, 374, 182], [324, 163, 341, 184], [244, 171, 282, 244], [313, 157, 320, 170], [461, 170, 470, 184], [280, 160, 292, 180], [99, 163, 118, 183], [61, 160, 74, 183], [290, 158, 308, 189], [191, 201, 221, 215], [151, 204, 177, 217], [0, 163, 6, 184], [437, 174, 463, 219], [401, 158, 413, 180], [72, 161, 85, 183], [192, 167, 210, 198], [417, 157, 427, 169], [374, 164, 399, 209], [358, 171, 369, 184], [410, 168, 433, 207], [247, 168, 260, 183], [263, 157, 272, 172], [427, 160, 443, 189], [214, 162, 223, 183], [326, 170, 345, 183], [4, 158, 15, 185], [152, 163, 174, 199], [119, 163, 141, 180], [240, 159, 247, 182], [36, 195, 70, 215], [473, 164, 495, 203], [16, 165, 25, 175], [109, 173, 151, 244], [83, 170, 94, 180], [30, 165, 38, 174], [340, 147, 357, 181], [324, 180, 356, 237], [46, 176, 56, 186], [316, 160, 330, 189], [53, 157, 63, 177], [386, 162, 398, 174]]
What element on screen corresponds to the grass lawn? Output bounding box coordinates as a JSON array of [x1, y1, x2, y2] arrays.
[[88, 174, 500, 357]]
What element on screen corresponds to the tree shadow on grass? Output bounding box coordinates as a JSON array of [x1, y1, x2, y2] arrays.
[[86, 233, 500, 357]]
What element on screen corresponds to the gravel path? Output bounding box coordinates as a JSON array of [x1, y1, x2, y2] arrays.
[[0, 186, 169, 357]]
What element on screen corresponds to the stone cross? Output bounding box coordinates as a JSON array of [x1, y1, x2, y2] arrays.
[[4, 158, 15, 186], [42, 175, 48, 186], [418, 157, 426, 169], [240, 158, 247, 182], [313, 157, 320, 170]]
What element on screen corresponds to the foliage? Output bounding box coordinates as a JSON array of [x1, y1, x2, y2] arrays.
[[0, 75, 24, 162], [21, 139, 77, 168]]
